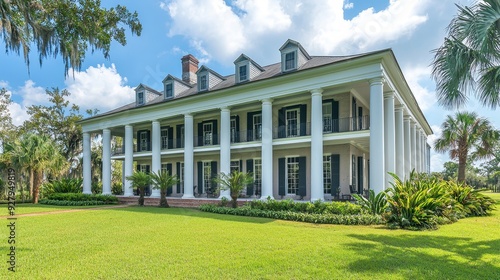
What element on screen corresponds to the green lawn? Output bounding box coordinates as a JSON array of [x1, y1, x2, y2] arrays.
[[1, 193, 499, 279]]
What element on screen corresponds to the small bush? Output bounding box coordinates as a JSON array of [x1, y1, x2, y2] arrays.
[[46, 193, 118, 203], [39, 199, 108, 206], [247, 198, 362, 215], [41, 178, 83, 197], [199, 204, 383, 225]]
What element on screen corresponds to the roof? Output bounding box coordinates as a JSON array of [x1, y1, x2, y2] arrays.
[[83, 50, 385, 121]]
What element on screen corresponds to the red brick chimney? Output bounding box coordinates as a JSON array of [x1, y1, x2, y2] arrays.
[[181, 54, 199, 85]]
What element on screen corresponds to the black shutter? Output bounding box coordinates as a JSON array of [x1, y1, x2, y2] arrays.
[[176, 162, 181, 193], [247, 111, 256, 141], [212, 120, 218, 145], [299, 104, 307, 136], [145, 165, 151, 196], [233, 115, 240, 142], [298, 156, 307, 197], [198, 122, 203, 146], [239, 160, 243, 171], [279, 158, 286, 196], [136, 130, 141, 150], [331, 154, 340, 196], [333, 101, 339, 132], [176, 124, 183, 148], [197, 161, 203, 194], [357, 156, 363, 194], [211, 161, 218, 192], [145, 165, 150, 174], [146, 130, 151, 151], [278, 108, 286, 138], [246, 159, 254, 196], [168, 126, 174, 149], [136, 164, 140, 172], [166, 163, 173, 195]]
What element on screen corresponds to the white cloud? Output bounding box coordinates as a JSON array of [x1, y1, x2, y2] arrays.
[[430, 153, 445, 172], [8, 102, 29, 126], [3, 80, 47, 126], [64, 64, 135, 112], [160, 0, 431, 64], [403, 65, 437, 111], [344, 1, 354, 10]]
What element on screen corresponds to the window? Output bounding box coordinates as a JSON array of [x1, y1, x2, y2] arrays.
[[254, 159, 262, 196], [165, 83, 173, 98], [239, 65, 248, 81], [140, 165, 149, 173], [253, 114, 262, 140], [161, 128, 169, 149], [203, 123, 213, 145], [179, 162, 184, 193], [179, 125, 185, 148], [200, 75, 207, 90], [352, 155, 357, 190], [230, 118, 237, 143], [323, 155, 332, 194], [286, 109, 299, 137], [286, 157, 299, 194], [139, 131, 148, 151], [202, 162, 211, 193], [161, 164, 169, 174], [285, 52, 296, 70], [323, 103, 332, 133], [231, 160, 240, 172], [137, 92, 144, 105]]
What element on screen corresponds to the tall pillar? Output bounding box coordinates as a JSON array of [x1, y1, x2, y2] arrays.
[[83, 132, 92, 194], [219, 107, 231, 199], [261, 99, 274, 199], [182, 114, 195, 198], [421, 132, 426, 173], [151, 120, 161, 197], [102, 128, 111, 195], [403, 116, 411, 178], [369, 78, 385, 194], [124, 125, 134, 196], [415, 128, 421, 173], [410, 120, 417, 174], [395, 105, 404, 179], [384, 91, 395, 187], [310, 89, 324, 201]]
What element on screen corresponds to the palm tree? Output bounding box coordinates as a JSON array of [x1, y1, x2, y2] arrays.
[[431, 0, 500, 109], [126, 171, 151, 206], [150, 170, 179, 208], [214, 171, 254, 208], [3, 134, 67, 203], [434, 112, 499, 183]]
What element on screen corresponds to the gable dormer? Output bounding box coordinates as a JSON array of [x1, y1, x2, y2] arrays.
[[234, 54, 264, 84], [162, 74, 192, 99], [135, 84, 162, 106], [279, 39, 311, 72], [196, 66, 225, 92]]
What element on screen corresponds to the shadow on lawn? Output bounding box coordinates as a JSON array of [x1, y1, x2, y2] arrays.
[[344, 233, 500, 279], [107, 205, 274, 225]]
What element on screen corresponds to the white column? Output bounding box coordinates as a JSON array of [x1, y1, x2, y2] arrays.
[[410, 120, 417, 174], [182, 114, 195, 198], [403, 116, 411, 179], [102, 128, 111, 195], [261, 99, 274, 199], [394, 105, 404, 179], [421, 131, 426, 173], [219, 107, 231, 199], [310, 89, 324, 201], [415, 128, 421, 173], [83, 132, 92, 194], [369, 78, 385, 194], [124, 125, 134, 196], [151, 120, 161, 197], [384, 91, 395, 187]]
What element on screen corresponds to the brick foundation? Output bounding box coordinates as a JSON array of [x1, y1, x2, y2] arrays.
[[117, 196, 249, 208]]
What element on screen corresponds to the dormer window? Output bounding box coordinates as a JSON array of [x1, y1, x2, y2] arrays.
[[137, 92, 144, 105], [285, 52, 296, 71], [200, 75, 208, 91], [239, 65, 248, 82], [165, 83, 173, 99]]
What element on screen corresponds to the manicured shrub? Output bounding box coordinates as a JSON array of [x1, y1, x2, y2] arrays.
[[352, 190, 388, 215], [39, 199, 108, 206], [199, 204, 383, 225], [444, 181, 496, 217], [247, 198, 362, 215], [42, 178, 83, 196], [46, 193, 118, 203]]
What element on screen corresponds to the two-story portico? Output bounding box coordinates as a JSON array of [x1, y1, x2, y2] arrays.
[[80, 39, 432, 202]]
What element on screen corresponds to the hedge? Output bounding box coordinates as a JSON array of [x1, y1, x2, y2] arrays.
[[199, 204, 383, 225], [39, 199, 109, 206], [46, 193, 118, 203]]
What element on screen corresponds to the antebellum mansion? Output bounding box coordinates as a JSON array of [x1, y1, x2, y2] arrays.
[[80, 39, 431, 201]]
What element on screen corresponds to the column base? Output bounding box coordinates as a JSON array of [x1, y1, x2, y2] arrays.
[[218, 194, 231, 200], [182, 194, 195, 199], [260, 195, 274, 200], [102, 191, 112, 195], [83, 191, 92, 195], [310, 196, 324, 202]]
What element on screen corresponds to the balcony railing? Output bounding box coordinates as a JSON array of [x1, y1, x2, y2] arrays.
[[111, 116, 370, 155]]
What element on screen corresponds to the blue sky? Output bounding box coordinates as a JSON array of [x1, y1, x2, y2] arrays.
[[1, 0, 498, 171]]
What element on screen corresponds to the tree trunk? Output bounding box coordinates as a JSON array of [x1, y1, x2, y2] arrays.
[[159, 189, 169, 208], [29, 168, 34, 200], [32, 170, 43, 204], [138, 187, 145, 206], [231, 194, 238, 208], [457, 155, 467, 183]]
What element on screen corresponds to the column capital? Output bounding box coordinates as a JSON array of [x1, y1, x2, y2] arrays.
[[369, 77, 385, 85], [152, 120, 160, 124], [383, 91, 395, 99], [103, 128, 111, 133], [184, 113, 193, 118], [395, 105, 405, 112], [125, 124, 133, 129], [261, 98, 273, 104], [310, 88, 323, 96], [220, 107, 231, 112]]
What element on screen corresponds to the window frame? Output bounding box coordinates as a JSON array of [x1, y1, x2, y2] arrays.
[[284, 51, 296, 71], [286, 157, 300, 195], [137, 91, 144, 105], [165, 83, 173, 99], [239, 64, 248, 82], [323, 155, 332, 194], [199, 74, 208, 91]]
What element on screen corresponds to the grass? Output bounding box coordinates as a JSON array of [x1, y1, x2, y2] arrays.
[[0, 192, 499, 279]]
